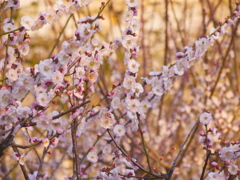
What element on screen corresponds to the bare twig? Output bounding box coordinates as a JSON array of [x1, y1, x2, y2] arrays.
[[107, 129, 165, 179], [166, 120, 199, 180], [137, 113, 152, 173], [12, 146, 30, 180], [48, 14, 73, 57], [52, 100, 90, 120], [209, 19, 240, 98]]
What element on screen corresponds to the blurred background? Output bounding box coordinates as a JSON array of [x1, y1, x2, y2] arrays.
[[0, 0, 239, 179]]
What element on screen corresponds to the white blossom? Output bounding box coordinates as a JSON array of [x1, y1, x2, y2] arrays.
[[87, 152, 98, 163]]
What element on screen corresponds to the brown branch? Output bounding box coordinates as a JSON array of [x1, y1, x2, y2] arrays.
[[107, 129, 165, 179], [200, 150, 211, 180], [52, 100, 90, 120], [166, 120, 199, 180], [209, 19, 240, 98], [12, 146, 29, 180]]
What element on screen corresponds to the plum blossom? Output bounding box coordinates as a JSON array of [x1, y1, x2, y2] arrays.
[[21, 16, 35, 30], [124, 169, 135, 180], [122, 35, 136, 50], [84, 58, 100, 70], [3, 23, 15, 32], [199, 112, 212, 125], [228, 163, 239, 175], [17, 106, 31, 119], [63, 39, 80, 54], [75, 67, 85, 79], [91, 38, 98, 46], [6, 69, 18, 82], [37, 116, 51, 131], [52, 71, 64, 84], [163, 78, 173, 92], [111, 97, 121, 110], [36, 93, 50, 107], [87, 152, 98, 163], [140, 100, 151, 113], [208, 170, 227, 180], [128, 59, 140, 73], [219, 147, 235, 161], [0, 89, 13, 107], [113, 124, 126, 137], [87, 71, 98, 84], [130, 18, 140, 32], [57, 50, 70, 65], [126, 98, 140, 112], [4, 0, 20, 10], [19, 154, 27, 165], [123, 10, 134, 22], [200, 135, 212, 146], [123, 75, 136, 89], [78, 0, 93, 7], [29, 171, 48, 180], [42, 138, 50, 147], [38, 59, 54, 78], [125, 0, 138, 7], [102, 144, 112, 154], [45, 9, 58, 24], [50, 137, 59, 147], [131, 83, 143, 97], [174, 60, 185, 75], [19, 44, 30, 56], [99, 110, 116, 129], [31, 19, 46, 31]]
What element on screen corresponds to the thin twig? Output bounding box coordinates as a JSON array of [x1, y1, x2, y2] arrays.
[[0, 26, 23, 36], [137, 113, 152, 172], [166, 120, 199, 180], [200, 150, 211, 180], [52, 100, 90, 120], [12, 146, 30, 180], [209, 19, 240, 98], [36, 145, 50, 180], [48, 14, 73, 57], [107, 129, 165, 178]]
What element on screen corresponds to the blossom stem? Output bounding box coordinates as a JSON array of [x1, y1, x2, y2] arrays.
[[0, 26, 23, 36], [107, 129, 164, 178], [137, 113, 152, 173], [2, 7, 13, 87], [12, 146, 29, 180], [48, 14, 73, 58], [36, 145, 50, 180], [200, 150, 211, 180], [166, 119, 199, 180], [209, 19, 240, 98]]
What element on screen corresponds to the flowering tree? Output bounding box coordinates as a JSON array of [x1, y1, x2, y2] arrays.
[[0, 0, 240, 179]]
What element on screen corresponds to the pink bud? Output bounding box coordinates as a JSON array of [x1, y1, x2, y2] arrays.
[[199, 130, 205, 136], [67, 91, 72, 95], [211, 161, 218, 167], [225, 161, 230, 165], [57, 128, 63, 134], [131, 51, 136, 55], [208, 128, 214, 132]]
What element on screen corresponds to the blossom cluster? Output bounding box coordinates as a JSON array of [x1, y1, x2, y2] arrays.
[[199, 112, 240, 180], [0, 0, 240, 179]]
